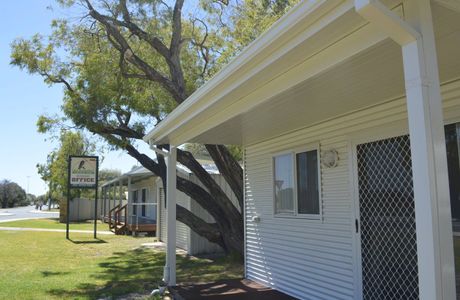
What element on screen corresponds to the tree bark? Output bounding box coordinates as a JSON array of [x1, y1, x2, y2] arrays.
[[205, 144, 244, 210], [123, 141, 243, 254]]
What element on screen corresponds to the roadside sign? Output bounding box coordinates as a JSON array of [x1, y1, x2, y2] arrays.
[[69, 156, 98, 188], [67, 155, 99, 239]]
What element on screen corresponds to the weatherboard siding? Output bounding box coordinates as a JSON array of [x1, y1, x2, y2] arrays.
[[244, 80, 460, 299], [189, 174, 240, 254], [159, 183, 190, 252]]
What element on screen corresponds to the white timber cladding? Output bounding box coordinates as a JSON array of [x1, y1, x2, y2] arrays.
[[244, 79, 460, 300], [158, 179, 190, 251]]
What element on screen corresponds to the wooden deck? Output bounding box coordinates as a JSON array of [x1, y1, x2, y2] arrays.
[[169, 279, 298, 300], [126, 223, 156, 233]]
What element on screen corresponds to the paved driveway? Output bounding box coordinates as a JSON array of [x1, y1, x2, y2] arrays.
[[0, 205, 59, 223]]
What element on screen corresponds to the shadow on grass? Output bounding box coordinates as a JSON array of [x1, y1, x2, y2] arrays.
[[41, 271, 70, 277], [68, 238, 107, 244], [47, 247, 164, 299], [46, 247, 243, 299]]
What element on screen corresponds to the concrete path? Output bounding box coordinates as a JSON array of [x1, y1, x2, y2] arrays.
[[0, 226, 114, 235]]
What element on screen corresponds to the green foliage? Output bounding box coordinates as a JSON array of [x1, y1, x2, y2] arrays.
[[36, 130, 96, 203], [184, 143, 243, 162], [0, 180, 28, 208], [202, 0, 300, 67], [98, 169, 122, 183]]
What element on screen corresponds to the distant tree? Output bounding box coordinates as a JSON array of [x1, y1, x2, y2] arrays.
[[98, 169, 122, 186], [24, 194, 36, 206], [36, 194, 48, 206], [36, 130, 96, 205], [0, 180, 27, 208]]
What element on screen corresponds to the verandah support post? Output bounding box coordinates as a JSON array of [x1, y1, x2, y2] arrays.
[[165, 146, 177, 286], [119, 179, 123, 206], [66, 156, 71, 240], [403, 1, 455, 298], [128, 176, 132, 229]]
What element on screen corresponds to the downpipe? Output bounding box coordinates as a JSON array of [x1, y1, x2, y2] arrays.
[[149, 142, 173, 297], [150, 259, 171, 297]]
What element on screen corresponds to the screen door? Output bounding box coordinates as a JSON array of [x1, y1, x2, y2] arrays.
[[357, 135, 419, 300]]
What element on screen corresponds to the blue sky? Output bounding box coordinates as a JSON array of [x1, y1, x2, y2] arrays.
[[0, 1, 148, 195]]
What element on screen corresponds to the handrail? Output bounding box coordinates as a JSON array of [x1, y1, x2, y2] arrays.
[[113, 204, 128, 234], [114, 204, 128, 225], [108, 204, 120, 229]]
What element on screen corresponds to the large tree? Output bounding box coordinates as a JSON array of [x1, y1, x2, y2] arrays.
[[11, 0, 298, 255]]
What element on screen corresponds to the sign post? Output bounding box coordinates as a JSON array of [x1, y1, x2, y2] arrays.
[[67, 156, 99, 239]]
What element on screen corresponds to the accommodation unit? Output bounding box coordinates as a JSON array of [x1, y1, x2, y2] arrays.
[[144, 0, 460, 299], [101, 165, 237, 255]]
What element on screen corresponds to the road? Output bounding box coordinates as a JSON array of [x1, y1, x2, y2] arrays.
[[0, 205, 59, 223]]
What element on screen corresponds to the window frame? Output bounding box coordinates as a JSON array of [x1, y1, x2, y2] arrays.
[[272, 143, 322, 220]]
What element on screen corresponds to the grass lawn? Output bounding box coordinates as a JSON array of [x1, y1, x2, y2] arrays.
[[0, 231, 243, 300], [0, 218, 102, 231]]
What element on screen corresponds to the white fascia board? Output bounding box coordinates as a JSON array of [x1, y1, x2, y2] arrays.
[[143, 0, 351, 145], [171, 21, 388, 145], [355, 0, 419, 45]]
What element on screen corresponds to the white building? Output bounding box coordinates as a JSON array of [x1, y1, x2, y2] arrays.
[[144, 0, 460, 299], [101, 165, 238, 255]]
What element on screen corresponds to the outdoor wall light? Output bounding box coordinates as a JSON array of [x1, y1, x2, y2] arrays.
[[322, 149, 339, 168]]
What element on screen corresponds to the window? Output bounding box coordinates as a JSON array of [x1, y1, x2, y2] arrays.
[[141, 189, 147, 217], [274, 153, 295, 214], [132, 190, 138, 216], [296, 150, 320, 215], [274, 148, 320, 217]]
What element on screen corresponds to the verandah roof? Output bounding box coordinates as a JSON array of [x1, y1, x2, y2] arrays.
[[143, 0, 460, 147]]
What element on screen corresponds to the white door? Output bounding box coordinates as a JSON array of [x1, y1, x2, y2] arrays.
[[354, 135, 419, 300]]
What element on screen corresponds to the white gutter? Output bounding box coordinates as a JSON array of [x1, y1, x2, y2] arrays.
[[149, 142, 177, 296], [355, 1, 456, 299]]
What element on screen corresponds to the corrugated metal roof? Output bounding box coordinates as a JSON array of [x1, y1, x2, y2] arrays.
[[100, 162, 219, 187]]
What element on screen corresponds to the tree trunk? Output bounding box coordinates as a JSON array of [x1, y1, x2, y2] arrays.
[[124, 142, 243, 255]]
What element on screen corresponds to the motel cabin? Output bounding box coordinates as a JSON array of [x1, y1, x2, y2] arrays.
[[101, 165, 239, 256], [144, 0, 460, 299]]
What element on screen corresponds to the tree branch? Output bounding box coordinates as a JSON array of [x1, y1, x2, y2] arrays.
[[85, 0, 185, 103], [176, 205, 225, 250], [205, 144, 244, 210]]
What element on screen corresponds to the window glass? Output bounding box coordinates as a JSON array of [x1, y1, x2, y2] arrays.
[[297, 150, 320, 215], [446, 123, 460, 220], [141, 189, 147, 217], [274, 153, 294, 214], [132, 190, 138, 216]]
